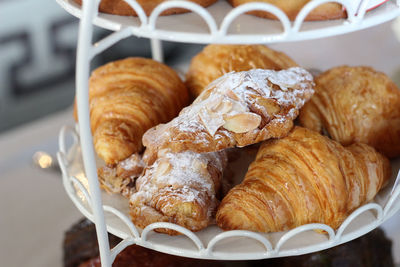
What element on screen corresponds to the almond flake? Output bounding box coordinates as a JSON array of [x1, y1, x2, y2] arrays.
[[157, 148, 169, 158], [156, 160, 171, 177], [223, 113, 261, 133], [199, 107, 225, 136], [212, 100, 233, 114], [256, 97, 281, 114], [225, 89, 240, 101]]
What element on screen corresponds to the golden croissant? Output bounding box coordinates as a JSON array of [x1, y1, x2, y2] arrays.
[[143, 68, 314, 157], [186, 44, 298, 97], [75, 57, 189, 165], [216, 127, 391, 233], [299, 66, 400, 158], [129, 149, 227, 235]]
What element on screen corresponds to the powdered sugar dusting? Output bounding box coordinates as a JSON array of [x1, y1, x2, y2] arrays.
[[130, 150, 226, 218], [119, 153, 144, 172], [142, 67, 314, 151]]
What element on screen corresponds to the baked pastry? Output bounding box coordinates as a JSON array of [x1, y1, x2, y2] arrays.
[[143, 68, 314, 157], [228, 0, 346, 21], [186, 44, 298, 97], [299, 66, 400, 158], [75, 57, 188, 165], [97, 153, 144, 198], [130, 149, 227, 235], [73, 0, 217, 16], [216, 127, 391, 233]]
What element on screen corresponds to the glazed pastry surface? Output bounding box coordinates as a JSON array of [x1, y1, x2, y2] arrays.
[[74, 0, 217, 16], [186, 44, 298, 97], [143, 68, 314, 157], [216, 127, 391, 232], [299, 66, 400, 158], [76, 57, 188, 165], [130, 149, 227, 235], [228, 0, 346, 21]]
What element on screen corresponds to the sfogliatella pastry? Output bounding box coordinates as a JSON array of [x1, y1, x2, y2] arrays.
[[299, 66, 400, 158], [73, 0, 217, 16], [143, 67, 314, 157], [130, 149, 227, 235], [186, 44, 298, 97], [228, 0, 346, 21], [97, 153, 144, 198], [216, 127, 391, 233], [75, 57, 188, 165]]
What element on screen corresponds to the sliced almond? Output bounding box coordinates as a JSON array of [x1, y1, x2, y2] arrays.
[[256, 97, 281, 114], [212, 100, 233, 114], [156, 161, 171, 177], [199, 107, 225, 136], [225, 89, 240, 101], [157, 148, 169, 158], [223, 113, 261, 133], [193, 158, 207, 171], [194, 88, 214, 103], [205, 95, 223, 111]]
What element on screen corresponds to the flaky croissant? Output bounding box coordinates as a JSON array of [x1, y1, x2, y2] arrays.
[[299, 66, 400, 158], [186, 44, 298, 97], [129, 149, 227, 235], [75, 57, 188, 165], [216, 127, 391, 233], [143, 68, 314, 157]]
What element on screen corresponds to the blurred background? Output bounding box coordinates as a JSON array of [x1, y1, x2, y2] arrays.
[[0, 0, 204, 133], [1, 0, 400, 266]]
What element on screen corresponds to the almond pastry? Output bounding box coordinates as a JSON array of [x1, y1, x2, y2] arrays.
[[129, 150, 227, 235], [143, 67, 314, 157]]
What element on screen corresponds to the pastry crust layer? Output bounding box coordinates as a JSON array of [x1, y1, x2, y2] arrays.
[[216, 127, 391, 232], [299, 66, 400, 158], [186, 44, 298, 97]]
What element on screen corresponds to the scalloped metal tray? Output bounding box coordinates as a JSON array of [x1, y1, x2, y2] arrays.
[[57, 125, 400, 260], [56, 0, 400, 44]]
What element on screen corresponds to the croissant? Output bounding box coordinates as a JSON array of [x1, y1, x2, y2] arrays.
[[129, 149, 227, 235], [186, 44, 298, 97], [143, 67, 314, 157], [216, 127, 391, 233], [228, 0, 346, 21], [75, 57, 189, 165], [299, 66, 400, 158]]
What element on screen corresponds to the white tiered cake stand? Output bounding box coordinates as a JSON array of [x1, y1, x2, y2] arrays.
[[56, 0, 400, 266]]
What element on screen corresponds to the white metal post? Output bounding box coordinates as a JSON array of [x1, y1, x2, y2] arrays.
[[76, 0, 112, 266], [151, 38, 164, 62]]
